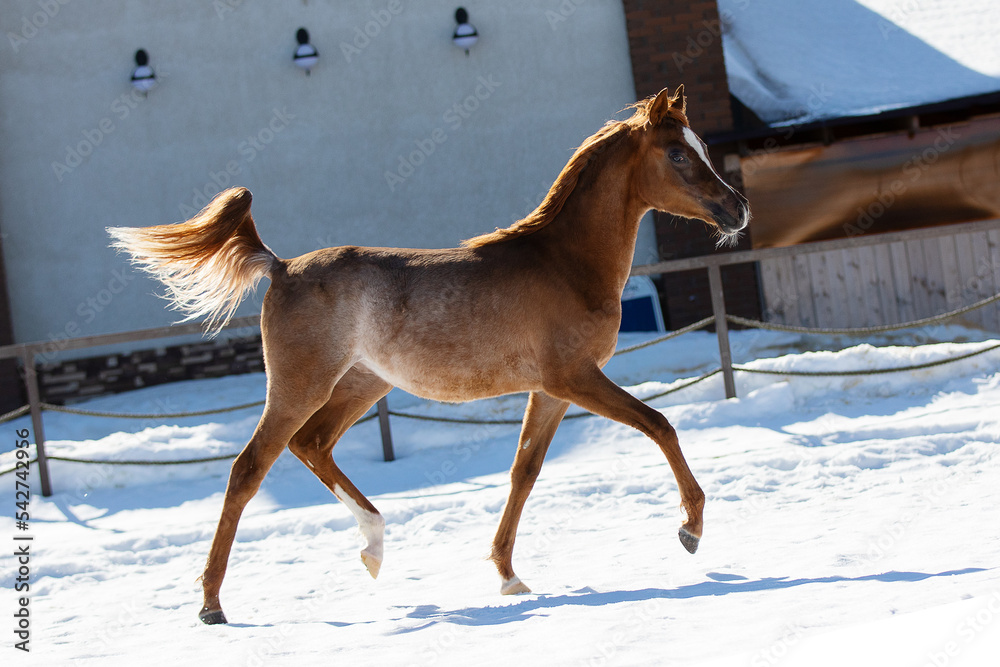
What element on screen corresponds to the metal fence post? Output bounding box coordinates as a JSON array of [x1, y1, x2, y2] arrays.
[[707, 264, 737, 399], [20, 346, 53, 496], [377, 396, 395, 462]]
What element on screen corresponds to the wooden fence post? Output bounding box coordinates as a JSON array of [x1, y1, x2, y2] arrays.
[[707, 264, 737, 399], [21, 346, 53, 496], [377, 396, 394, 462]]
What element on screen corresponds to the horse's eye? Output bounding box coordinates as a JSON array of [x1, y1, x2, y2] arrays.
[[669, 150, 687, 164]]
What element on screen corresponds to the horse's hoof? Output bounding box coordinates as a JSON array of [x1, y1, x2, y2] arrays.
[[199, 608, 228, 625], [678, 527, 700, 554], [500, 576, 532, 595], [361, 551, 381, 579]]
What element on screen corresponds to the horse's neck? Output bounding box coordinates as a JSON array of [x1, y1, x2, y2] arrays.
[[541, 145, 647, 296]]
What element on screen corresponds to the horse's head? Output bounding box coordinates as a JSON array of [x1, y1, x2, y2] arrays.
[[633, 86, 750, 244]]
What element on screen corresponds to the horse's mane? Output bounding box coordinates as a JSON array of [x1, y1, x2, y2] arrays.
[[462, 90, 689, 248]]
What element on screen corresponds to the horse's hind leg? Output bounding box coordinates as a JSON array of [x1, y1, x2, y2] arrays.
[[199, 388, 332, 625], [287, 366, 393, 579], [491, 391, 570, 595]]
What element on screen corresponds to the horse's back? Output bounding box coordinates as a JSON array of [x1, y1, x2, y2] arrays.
[[262, 243, 554, 401]]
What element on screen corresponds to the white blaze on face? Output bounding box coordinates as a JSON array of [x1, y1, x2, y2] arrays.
[[681, 125, 748, 228], [681, 126, 725, 182]]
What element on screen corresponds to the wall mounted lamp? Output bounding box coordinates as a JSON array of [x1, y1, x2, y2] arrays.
[[293, 28, 319, 74], [130, 49, 156, 95], [452, 8, 478, 55]]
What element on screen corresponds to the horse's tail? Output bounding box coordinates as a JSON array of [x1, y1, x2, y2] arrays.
[[108, 187, 278, 334]]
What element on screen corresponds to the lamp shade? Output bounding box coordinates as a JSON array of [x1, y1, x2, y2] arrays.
[[293, 28, 318, 71], [130, 49, 156, 93], [453, 8, 478, 51]]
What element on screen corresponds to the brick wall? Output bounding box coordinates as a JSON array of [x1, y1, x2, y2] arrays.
[[623, 0, 733, 133], [623, 0, 762, 328], [35, 336, 264, 405]]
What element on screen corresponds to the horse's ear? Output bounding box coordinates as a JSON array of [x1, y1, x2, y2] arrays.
[[671, 84, 687, 115], [648, 87, 673, 125], [649, 86, 685, 125]]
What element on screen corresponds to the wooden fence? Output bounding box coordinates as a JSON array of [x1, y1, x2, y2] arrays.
[[633, 217, 1000, 396], [756, 222, 1000, 332]]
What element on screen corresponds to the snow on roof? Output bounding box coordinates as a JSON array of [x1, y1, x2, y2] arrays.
[[720, 0, 1000, 126]]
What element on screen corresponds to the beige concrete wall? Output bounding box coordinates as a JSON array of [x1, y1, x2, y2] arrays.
[[0, 0, 650, 348]]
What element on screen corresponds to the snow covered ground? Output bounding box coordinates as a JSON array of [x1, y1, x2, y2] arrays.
[[3, 326, 1000, 666]]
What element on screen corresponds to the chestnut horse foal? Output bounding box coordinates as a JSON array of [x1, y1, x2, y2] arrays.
[[109, 87, 749, 624]]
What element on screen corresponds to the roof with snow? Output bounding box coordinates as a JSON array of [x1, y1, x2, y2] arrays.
[[720, 0, 1000, 126]]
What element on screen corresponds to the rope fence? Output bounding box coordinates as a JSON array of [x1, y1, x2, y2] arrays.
[[5, 289, 995, 428], [4, 335, 998, 478], [2, 279, 998, 485], [734, 340, 1000, 377], [0, 412, 383, 474], [726, 291, 1000, 336], [0, 317, 720, 429], [613, 315, 715, 355], [39, 399, 267, 420], [0, 367, 731, 476], [1, 404, 30, 425], [386, 367, 726, 426], [46, 453, 239, 466]]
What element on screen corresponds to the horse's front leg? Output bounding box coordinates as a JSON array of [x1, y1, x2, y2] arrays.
[[544, 365, 705, 553], [491, 391, 570, 594]]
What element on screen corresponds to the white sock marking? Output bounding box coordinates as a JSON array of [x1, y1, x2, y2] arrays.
[[333, 483, 384, 559]]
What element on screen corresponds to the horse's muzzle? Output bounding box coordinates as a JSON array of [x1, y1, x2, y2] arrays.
[[708, 200, 750, 235]]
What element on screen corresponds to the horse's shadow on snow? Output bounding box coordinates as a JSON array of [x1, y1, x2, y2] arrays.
[[391, 567, 986, 631]]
